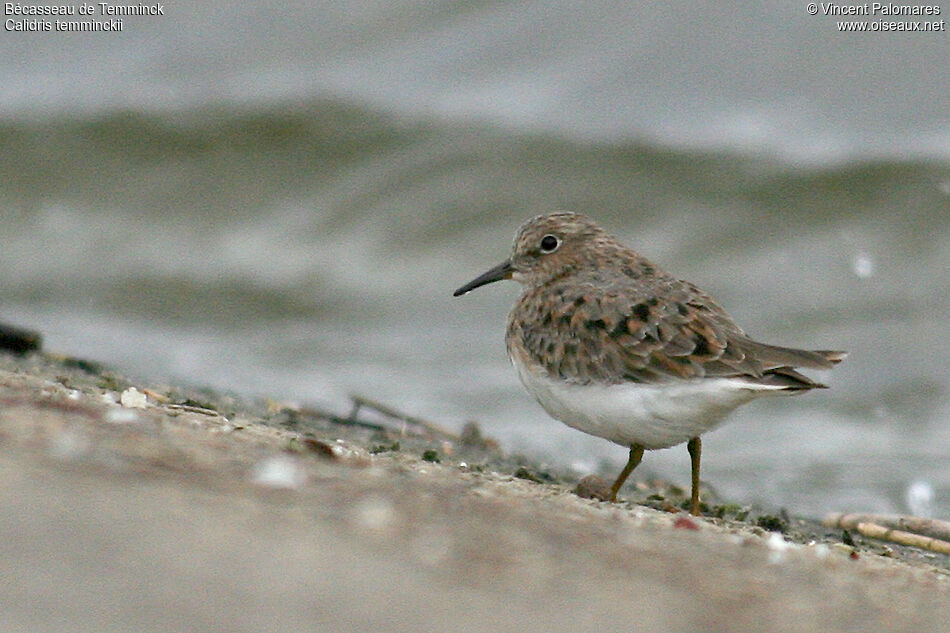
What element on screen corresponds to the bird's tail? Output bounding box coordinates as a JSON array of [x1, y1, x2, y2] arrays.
[[739, 337, 847, 371]]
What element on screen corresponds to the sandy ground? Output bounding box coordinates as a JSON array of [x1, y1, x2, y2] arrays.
[[1, 352, 949, 633]]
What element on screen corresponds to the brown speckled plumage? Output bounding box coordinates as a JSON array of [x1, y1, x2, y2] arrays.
[[500, 212, 842, 388]]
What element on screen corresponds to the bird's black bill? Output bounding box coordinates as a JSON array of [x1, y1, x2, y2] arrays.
[[453, 260, 514, 296]]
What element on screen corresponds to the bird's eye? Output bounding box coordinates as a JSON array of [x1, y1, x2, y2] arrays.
[[539, 235, 560, 253]]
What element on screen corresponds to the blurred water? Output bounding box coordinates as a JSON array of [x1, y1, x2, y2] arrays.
[[2, 1, 949, 517]]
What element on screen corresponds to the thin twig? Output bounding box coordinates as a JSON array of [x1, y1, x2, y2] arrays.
[[295, 405, 388, 433], [165, 404, 225, 417], [823, 512, 950, 542], [855, 522, 950, 556], [348, 394, 459, 440]]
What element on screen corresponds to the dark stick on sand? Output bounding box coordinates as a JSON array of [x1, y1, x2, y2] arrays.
[[348, 394, 459, 439]]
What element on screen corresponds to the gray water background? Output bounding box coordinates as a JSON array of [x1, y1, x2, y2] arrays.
[[2, 1, 950, 517]]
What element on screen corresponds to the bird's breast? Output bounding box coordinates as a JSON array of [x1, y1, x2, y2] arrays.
[[509, 351, 786, 449]]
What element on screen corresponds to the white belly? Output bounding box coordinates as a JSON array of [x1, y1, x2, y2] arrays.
[[513, 363, 790, 450]]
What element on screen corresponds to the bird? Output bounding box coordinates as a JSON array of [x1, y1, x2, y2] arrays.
[[453, 212, 845, 515]]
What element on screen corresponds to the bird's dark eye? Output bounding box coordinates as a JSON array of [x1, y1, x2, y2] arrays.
[[539, 235, 560, 253]]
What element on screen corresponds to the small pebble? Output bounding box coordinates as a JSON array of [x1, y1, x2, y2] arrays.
[[673, 515, 699, 530], [303, 438, 340, 459]]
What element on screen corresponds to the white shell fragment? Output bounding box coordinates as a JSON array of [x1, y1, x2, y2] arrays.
[[766, 532, 791, 564], [120, 387, 148, 409]]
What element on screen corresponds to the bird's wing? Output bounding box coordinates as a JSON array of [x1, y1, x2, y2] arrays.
[[528, 276, 842, 387]]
